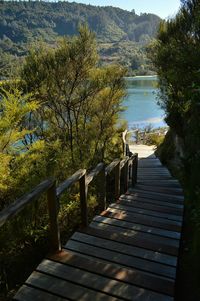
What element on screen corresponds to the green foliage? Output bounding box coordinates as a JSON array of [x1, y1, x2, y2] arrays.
[[21, 25, 126, 168], [152, 1, 200, 298], [0, 88, 39, 203], [151, 0, 200, 215], [0, 26, 127, 298], [146, 132, 165, 146], [155, 129, 176, 163], [0, 1, 160, 45], [0, 1, 161, 78]]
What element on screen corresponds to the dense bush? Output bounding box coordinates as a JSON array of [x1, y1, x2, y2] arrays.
[[151, 1, 200, 298]]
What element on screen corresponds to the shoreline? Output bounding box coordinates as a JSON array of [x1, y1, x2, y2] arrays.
[[124, 75, 157, 79]]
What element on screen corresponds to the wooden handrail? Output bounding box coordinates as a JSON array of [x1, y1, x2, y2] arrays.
[[56, 169, 86, 198], [120, 156, 129, 169], [86, 163, 104, 186], [0, 149, 138, 252], [105, 159, 120, 175], [0, 178, 54, 228]]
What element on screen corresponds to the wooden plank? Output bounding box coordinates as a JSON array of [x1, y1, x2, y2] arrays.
[[137, 180, 181, 188], [109, 203, 183, 222], [119, 195, 184, 210], [37, 259, 173, 301], [66, 239, 176, 279], [128, 189, 184, 202], [49, 249, 175, 296], [137, 171, 171, 175], [14, 285, 68, 301], [85, 224, 179, 256], [117, 198, 183, 216], [138, 169, 169, 172], [91, 219, 179, 251], [93, 215, 181, 240], [138, 175, 174, 180], [134, 185, 183, 196], [102, 208, 182, 232], [138, 164, 163, 168], [138, 168, 167, 172], [25, 271, 118, 301], [72, 231, 177, 266]]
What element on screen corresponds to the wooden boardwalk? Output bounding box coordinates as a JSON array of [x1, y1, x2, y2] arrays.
[[14, 145, 184, 301]]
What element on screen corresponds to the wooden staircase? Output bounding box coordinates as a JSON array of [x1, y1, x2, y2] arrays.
[[13, 145, 184, 301]]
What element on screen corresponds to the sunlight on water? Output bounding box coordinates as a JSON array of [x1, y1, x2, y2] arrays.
[[121, 76, 166, 129]]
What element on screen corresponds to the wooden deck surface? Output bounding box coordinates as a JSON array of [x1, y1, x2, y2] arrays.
[[14, 145, 184, 301]]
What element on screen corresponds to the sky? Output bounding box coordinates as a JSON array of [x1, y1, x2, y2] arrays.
[[66, 0, 181, 19]]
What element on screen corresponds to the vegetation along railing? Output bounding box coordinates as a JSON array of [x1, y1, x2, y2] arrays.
[[0, 152, 138, 253]]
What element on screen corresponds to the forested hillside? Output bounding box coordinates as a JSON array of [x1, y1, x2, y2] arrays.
[[0, 1, 161, 77]]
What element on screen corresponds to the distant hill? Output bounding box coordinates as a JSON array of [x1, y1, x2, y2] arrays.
[[0, 1, 161, 77]]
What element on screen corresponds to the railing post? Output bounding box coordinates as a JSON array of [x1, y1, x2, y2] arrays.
[[47, 181, 61, 252], [135, 153, 138, 184], [96, 165, 106, 211], [79, 174, 88, 227], [115, 162, 121, 200], [132, 154, 138, 186], [124, 160, 129, 192]]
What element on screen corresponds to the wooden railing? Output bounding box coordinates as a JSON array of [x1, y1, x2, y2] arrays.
[[0, 153, 138, 253]]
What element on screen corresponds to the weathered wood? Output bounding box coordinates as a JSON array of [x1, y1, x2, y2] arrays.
[[120, 156, 129, 169], [128, 188, 184, 202], [13, 144, 185, 301], [47, 181, 61, 252], [72, 231, 177, 266], [66, 239, 176, 278], [25, 271, 118, 301], [49, 249, 175, 296], [0, 178, 54, 228], [120, 157, 129, 193], [85, 163, 106, 211], [114, 161, 120, 200], [96, 165, 106, 211], [102, 207, 182, 232], [37, 258, 173, 301], [56, 169, 86, 198], [137, 180, 181, 188], [14, 285, 68, 301], [86, 163, 105, 186], [93, 215, 181, 240], [91, 219, 179, 250], [79, 174, 88, 227], [117, 198, 183, 216], [135, 184, 183, 196], [132, 153, 138, 186], [109, 203, 183, 222], [122, 130, 127, 156], [120, 194, 184, 209], [105, 159, 120, 175], [83, 225, 179, 256]]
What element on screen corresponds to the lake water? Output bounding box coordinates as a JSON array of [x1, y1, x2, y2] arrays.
[[122, 76, 166, 129]]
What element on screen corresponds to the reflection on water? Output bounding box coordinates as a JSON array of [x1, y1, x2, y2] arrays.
[[122, 76, 166, 129]]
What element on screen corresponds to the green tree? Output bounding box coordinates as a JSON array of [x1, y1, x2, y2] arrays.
[[151, 1, 200, 298], [21, 25, 126, 168]]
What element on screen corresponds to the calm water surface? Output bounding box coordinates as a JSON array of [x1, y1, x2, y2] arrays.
[[122, 76, 166, 129]]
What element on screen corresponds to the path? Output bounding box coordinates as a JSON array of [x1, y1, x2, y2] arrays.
[[14, 145, 184, 301]]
